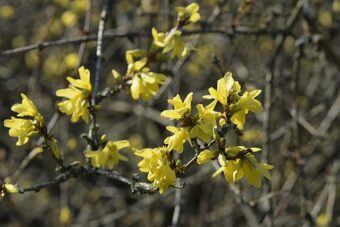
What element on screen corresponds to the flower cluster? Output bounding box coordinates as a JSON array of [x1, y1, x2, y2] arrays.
[[4, 94, 44, 146], [211, 146, 273, 188], [161, 92, 219, 153], [203, 72, 263, 129], [2, 3, 273, 196], [4, 94, 61, 160], [134, 72, 272, 193], [111, 3, 201, 101], [56, 66, 92, 123], [85, 136, 130, 169], [134, 147, 176, 194]]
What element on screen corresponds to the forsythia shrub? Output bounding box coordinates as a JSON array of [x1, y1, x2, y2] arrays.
[[1, 3, 272, 196]]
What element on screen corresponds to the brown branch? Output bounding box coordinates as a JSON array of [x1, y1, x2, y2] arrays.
[[261, 1, 305, 226], [86, 0, 112, 151], [0, 28, 287, 57], [18, 164, 156, 195]]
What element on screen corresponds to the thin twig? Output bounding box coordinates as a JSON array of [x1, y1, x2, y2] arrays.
[[87, 0, 112, 151], [18, 164, 156, 195], [0, 28, 287, 57], [93, 0, 111, 99], [261, 1, 305, 226]]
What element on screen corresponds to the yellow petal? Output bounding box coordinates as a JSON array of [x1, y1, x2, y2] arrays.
[[4, 183, 19, 193]]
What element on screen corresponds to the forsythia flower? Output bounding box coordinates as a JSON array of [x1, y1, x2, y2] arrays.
[[161, 92, 193, 120], [152, 28, 189, 59], [3, 183, 19, 194], [213, 155, 244, 184], [152, 28, 166, 48], [125, 49, 167, 101], [129, 69, 167, 100], [203, 72, 240, 106], [163, 31, 188, 59], [190, 101, 219, 142], [134, 147, 176, 194], [197, 149, 217, 164], [126, 49, 147, 74], [4, 94, 44, 146], [4, 118, 36, 146], [11, 93, 43, 120], [213, 147, 273, 188], [204, 72, 263, 129], [241, 155, 273, 188], [230, 90, 263, 129], [164, 126, 192, 153], [56, 66, 92, 123], [176, 3, 201, 24], [85, 140, 129, 169]]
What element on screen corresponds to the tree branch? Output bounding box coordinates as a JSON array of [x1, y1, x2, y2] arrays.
[[18, 164, 156, 195]]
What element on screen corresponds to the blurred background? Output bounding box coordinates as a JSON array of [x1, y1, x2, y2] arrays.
[[0, 0, 339, 226]]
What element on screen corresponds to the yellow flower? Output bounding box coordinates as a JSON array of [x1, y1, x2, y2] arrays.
[[152, 27, 166, 48], [213, 147, 273, 187], [56, 66, 92, 123], [66, 66, 92, 91], [164, 31, 188, 59], [203, 72, 240, 106], [176, 3, 201, 24], [161, 92, 193, 120], [241, 155, 273, 188], [134, 147, 176, 194], [164, 126, 192, 153], [190, 101, 219, 143], [197, 149, 217, 164], [4, 117, 37, 146], [85, 140, 129, 169], [129, 69, 167, 100], [213, 154, 244, 184], [4, 94, 43, 146], [4, 183, 19, 194], [152, 28, 189, 59], [230, 90, 263, 129], [11, 93, 43, 120], [126, 49, 147, 74]]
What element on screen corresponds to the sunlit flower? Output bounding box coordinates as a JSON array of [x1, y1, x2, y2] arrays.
[[213, 147, 273, 188], [11, 93, 42, 120], [152, 28, 189, 59], [161, 92, 193, 120], [164, 126, 192, 153], [3, 183, 19, 194], [213, 154, 244, 184], [241, 155, 273, 188], [129, 69, 167, 100], [85, 140, 129, 169], [4, 94, 44, 146], [176, 3, 201, 24], [152, 28, 166, 48], [190, 101, 219, 142], [4, 117, 37, 146], [56, 66, 92, 123], [126, 49, 147, 74], [203, 72, 240, 106], [134, 147, 176, 194], [230, 90, 263, 129], [163, 30, 189, 59], [197, 149, 217, 164]]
